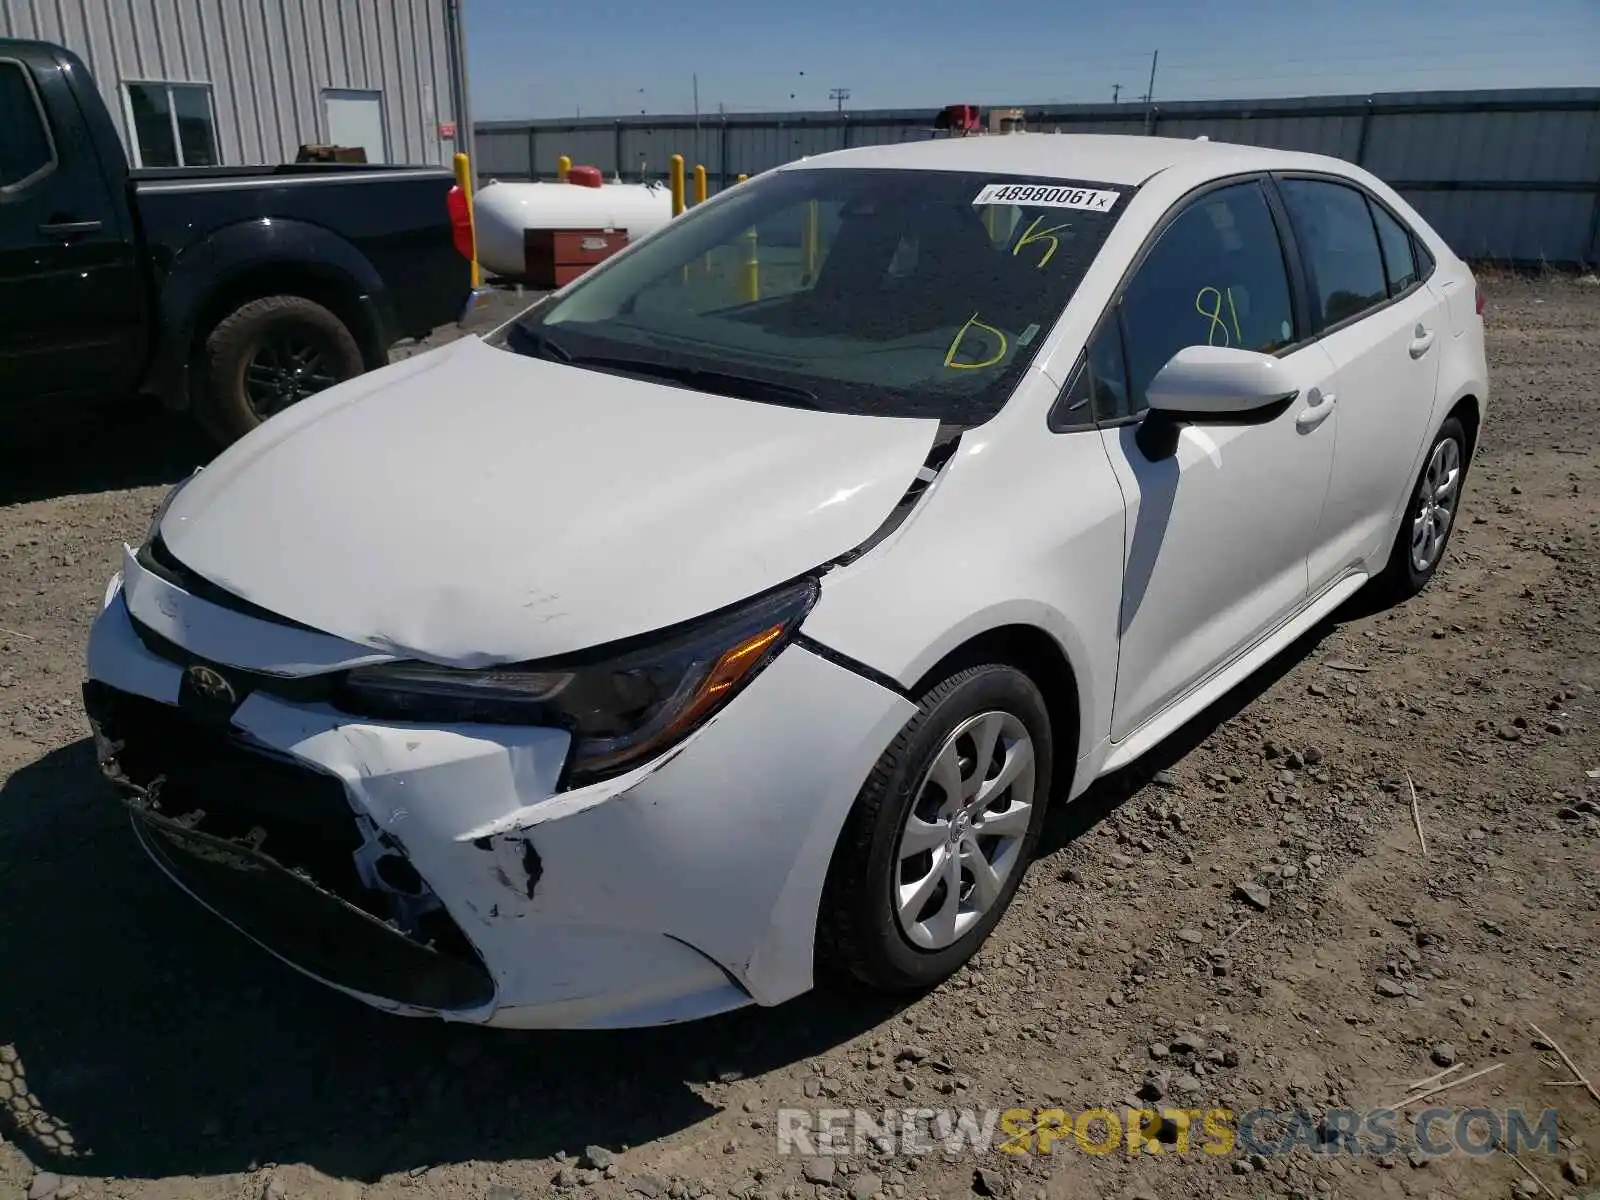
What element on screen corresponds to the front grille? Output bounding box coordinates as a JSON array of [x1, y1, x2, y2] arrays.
[[87, 680, 359, 845], [84, 681, 495, 1011], [124, 599, 336, 706]]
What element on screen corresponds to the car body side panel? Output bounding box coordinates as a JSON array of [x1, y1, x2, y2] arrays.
[[131, 169, 468, 337], [1307, 283, 1446, 586], [1097, 343, 1340, 744], [799, 368, 1126, 783]]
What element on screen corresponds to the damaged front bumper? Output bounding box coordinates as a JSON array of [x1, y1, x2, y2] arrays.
[[83, 551, 915, 1028]]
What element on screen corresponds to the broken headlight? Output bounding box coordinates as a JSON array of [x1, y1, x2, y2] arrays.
[[336, 577, 820, 786]]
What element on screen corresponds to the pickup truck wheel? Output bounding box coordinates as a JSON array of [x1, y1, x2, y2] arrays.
[[198, 295, 364, 445]]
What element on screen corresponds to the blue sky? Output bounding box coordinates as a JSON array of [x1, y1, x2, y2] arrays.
[[463, 0, 1599, 120]]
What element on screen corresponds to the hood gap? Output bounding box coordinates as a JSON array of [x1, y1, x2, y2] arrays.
[[830, 426, 963, 569]]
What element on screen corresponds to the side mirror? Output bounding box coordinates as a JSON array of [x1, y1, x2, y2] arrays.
[[1146, 345, 1299, 417], [1137, 346, 1300, 460]]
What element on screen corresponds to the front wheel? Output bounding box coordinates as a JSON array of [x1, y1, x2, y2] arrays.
[[1371, 415, 1468, 602], [196, 295, 365, 446], [817, 664, 1053, 993]]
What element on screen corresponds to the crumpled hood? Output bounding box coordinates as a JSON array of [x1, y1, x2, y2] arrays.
[[160, 336, 939, 665]]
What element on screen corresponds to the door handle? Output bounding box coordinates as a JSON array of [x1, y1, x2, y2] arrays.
[[1295, 389, 1336, 433], [1409, 324, 1435, 358], [39, 219, 103, 237]]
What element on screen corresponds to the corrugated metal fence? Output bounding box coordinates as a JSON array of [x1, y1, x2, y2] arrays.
[[476, 89, 1600, 265], [1, 0, 461, 167]]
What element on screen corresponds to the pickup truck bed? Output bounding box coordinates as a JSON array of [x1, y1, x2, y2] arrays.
[[0, 38, 471, 445]]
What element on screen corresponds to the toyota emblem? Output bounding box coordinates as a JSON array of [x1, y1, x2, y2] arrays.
[[185, 664, 237, 706]]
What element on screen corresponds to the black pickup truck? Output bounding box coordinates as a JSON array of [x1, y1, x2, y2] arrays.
[[0, 38, 471, 445]]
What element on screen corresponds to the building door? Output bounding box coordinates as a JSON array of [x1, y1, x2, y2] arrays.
[[323, 90, 386, 163]]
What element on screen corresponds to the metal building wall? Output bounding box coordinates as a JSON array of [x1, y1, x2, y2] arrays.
[[0, 0, 463, 167], [478, 89, 1600, 264]]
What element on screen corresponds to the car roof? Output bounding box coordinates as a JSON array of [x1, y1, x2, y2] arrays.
[[781, 132, 1334, 188]]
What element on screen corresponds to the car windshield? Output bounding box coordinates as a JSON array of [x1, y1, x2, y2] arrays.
[[489, 166, 1131, 425]]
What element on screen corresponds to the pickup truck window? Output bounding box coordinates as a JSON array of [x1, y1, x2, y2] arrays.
[[0, 60, 54, 191], [125, 81, 219, 168]]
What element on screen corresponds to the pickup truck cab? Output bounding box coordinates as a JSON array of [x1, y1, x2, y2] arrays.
[[0, 38, 470, 445]]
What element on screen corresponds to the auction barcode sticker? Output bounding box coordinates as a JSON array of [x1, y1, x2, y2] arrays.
[[972, 183, 1119, 212]]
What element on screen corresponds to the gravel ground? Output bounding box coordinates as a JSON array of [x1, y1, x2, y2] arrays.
[[1, 276, 1597, 1200]]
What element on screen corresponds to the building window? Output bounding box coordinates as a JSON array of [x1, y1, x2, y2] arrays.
[[124, 81, 219, 168]]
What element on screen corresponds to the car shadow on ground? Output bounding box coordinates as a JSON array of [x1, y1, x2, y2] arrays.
[[0, 597, 1365, 1184], [0, 403, 214, 507], [0, 739, 908, 1183]]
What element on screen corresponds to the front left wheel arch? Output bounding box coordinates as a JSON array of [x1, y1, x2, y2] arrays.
[[905, 622, 1082, 803]]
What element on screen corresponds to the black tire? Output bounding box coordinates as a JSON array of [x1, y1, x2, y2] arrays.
[[1370, 415, 1469, 603], [816, 664, 1053, 993], [196, 295, 364, 446]]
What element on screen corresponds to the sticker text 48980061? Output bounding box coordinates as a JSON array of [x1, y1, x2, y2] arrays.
[[972, 183, 1120, 213]]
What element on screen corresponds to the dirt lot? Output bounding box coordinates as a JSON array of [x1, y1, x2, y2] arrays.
[[1, 277, 1597, 1200]]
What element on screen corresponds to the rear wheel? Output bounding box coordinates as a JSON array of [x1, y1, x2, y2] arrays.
[[1371, 415, 1468, 602], [817, 664, 1052, 992], [196, 295, 364, 446]]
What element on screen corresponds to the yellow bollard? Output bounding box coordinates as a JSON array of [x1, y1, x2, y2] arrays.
[[803, 199, 820, 281], [689, 164, 712, 278], [669, 154, 685, 217], [737, 173, 747, 183], [557, 154, 571, 180], [452, 151, 480, 289], [741, 226, 759, 303]]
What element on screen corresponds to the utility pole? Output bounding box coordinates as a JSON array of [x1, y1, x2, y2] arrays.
[[1111, 83, 1121, 103], [693, 73, 700, 123], [1141, 49, 1159, 132], [830, 87, 850, 114]]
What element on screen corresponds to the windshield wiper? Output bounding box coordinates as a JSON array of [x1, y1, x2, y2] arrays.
[[565, 353, 821, 409], [504, 323, 573, 363]]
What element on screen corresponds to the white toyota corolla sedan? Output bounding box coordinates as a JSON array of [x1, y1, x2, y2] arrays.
[[83, 133, 1488, 1029]]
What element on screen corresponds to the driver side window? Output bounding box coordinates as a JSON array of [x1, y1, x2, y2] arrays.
[[1119, 181, 1297, 415]]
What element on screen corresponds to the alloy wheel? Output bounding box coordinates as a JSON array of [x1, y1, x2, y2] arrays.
[[244, 333, 340, 419], [1411, 436, 1462, 573], [894, 710, 1036, 951]]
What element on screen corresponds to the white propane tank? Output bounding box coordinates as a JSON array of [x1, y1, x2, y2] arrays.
[[472, 177, 676, 278]]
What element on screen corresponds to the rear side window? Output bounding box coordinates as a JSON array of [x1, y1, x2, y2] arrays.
[[1278, 179, 1387, 328], [1119, 181, 1296, 414], [1369, 201, 1419, 295], [0, 61, 54, 191]]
